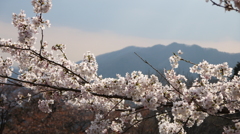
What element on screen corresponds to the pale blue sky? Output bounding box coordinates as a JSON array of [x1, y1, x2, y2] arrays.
[[0, 0, 239, 61]]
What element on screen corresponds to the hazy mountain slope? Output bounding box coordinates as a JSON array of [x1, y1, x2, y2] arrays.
[[92, 42, 240, 78]]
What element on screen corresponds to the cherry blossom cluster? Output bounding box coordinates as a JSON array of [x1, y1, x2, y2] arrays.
[[81, 71, 171, 111], [11, 8, 50, 47], [85, 113, 110, 134], [51, 44, 66, 51], [172, 101, 208, 127], [223, 122, 240, 134], [32, 16, 51, 29], [12, 10, 37, 45], [157, 113, 186, 134], [164, 69, 187, 94], [0, 57, 13, 84], [169, 50, 183, 69], [190, 60, 232, 81], [38, 99, 54, 113], [120, 109, 143, 128], [32, 0, 52, 14], [0, 1, 240, 134], [86, 109, 143, 134]]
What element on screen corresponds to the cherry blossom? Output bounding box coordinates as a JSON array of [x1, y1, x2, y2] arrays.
[[38, 99, 54, 113], [0, 0, 239, 133], [32, 0, 52, 14]]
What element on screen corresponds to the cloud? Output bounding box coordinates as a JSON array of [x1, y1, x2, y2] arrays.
[[0, 21, 240, 62]]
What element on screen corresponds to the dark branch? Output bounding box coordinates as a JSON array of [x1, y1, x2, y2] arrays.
[[0, 44, 89, 84], [210, 0, 239, 12]]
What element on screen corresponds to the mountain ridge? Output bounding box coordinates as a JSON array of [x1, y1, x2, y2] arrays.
[[85, 42, 240, 78]]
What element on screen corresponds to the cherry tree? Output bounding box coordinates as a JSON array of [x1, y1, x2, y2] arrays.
[[0, 0, 240, 133]]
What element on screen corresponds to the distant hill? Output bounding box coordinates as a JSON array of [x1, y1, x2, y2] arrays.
[[83, 42, 240, 78]]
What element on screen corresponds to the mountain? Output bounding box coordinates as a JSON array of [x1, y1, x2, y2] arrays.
[[88, 42, 240, 78]]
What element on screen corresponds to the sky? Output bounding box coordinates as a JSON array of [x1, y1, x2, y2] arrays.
[[0, 0, 240, 61]]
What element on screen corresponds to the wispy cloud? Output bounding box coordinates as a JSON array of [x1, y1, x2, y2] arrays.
[[1, 21, 240, 62]]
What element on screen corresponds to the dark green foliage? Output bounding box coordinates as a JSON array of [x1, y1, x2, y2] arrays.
[[233, 62, 240, 76]]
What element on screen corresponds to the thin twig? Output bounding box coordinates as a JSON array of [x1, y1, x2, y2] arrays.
[[122, 112, 162, 133], [90, 92, 133, 101], [104, 99, 123, 119], [134, 52, 209, 116], [39, 12, 44, 56], [0, 75, 82, 93], [176, 115, 191, 134], [180, 58, 197, 65], [134, 52, 183, 95], [116, 106, 145, 112], [39, 28, 44, 56], [59, 48, 68, 60]]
